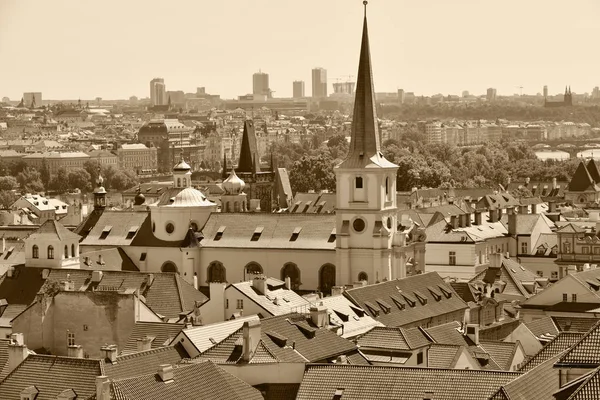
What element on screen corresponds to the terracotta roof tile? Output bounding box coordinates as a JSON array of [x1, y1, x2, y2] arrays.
[[557, 320, 600, 367], [111, 361, 263, 400], [524, 316, 559, 339], [296, 364, 520, 400], [105, 345, 187, 380], [552, 317, 600, 333], [0, 355, 102, 400], [519, 332, 585, 372], [563, 365, 600, 400], [427, 344, 463, 369], [357, 326, 430, 351], [121, 322, 185, 355], [479, 340, 520, 370]]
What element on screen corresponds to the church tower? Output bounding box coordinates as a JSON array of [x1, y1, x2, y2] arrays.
[[335, 2, 404, 286]]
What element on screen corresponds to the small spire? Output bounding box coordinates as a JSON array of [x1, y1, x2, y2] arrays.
[[363, 0, 368, 16], [222, 153, 228, 179]]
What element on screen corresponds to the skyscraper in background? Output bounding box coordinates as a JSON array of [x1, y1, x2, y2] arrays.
[[397, 89, 405, 104], [150, 78, 166, 106], [311, 67, 327, 98], [293, 81, 305, 98], [543, 85, 548, 98], [253, 71, 270, 98], [486, 88, 497, 102]]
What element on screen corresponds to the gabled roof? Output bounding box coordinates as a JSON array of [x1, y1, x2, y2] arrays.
[[357, 326, 430, 351], [296, 364, 521, 400], [25, 219, 80, 242], [556, 320, 600, 367], [79, 211, 147, 247], [80, 248, 139, 271], [568, 161, 600, 192], [343, 272, 468, 328], [470, 258, 539, 299], [587, 159, 600, 183], [230, 280, 310, 317], [318, 294, 383, 338], [490, 353, 563, 400], [33, 269, 207, 319], [176, 315, 261, 355], [519, 332, 585, 372], [556, 223, 586, 234], [200, 213, 336, 250], [427, 344, 466, 369], [258, 313, 357, 362], [524, 316, 559, 340], [0, 355, 103, 400], [105, 345, 188, 380], [121, 322, 185, 355], [479, 340, 521, 371], [110, 361, 264, 400], [552, 317, 600, 333], [560, 365, 600, 400], [196, 329, 280, 364]]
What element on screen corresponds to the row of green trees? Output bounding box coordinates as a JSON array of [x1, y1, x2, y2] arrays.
[[271, 130, 581, 195], [0, 159, 139, 208]]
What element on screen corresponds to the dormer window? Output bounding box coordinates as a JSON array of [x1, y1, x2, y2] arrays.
[[251, 226, 264, 241]]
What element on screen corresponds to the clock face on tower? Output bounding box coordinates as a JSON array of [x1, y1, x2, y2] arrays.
[[353, 217, 366, 233]]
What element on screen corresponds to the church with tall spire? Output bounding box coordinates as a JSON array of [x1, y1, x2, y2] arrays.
[[72, 2, 421, 293]]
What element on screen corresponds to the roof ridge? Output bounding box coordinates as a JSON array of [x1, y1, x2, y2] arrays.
[[306, 363, 522, 374], [563, 364, 600, 400], [173, 274, 186, 313], [116, 345, 177, 361]]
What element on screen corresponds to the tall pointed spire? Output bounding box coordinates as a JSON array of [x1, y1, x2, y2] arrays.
[[236, 120, 261, 173], [339, 1, 395, 169], [222, 153, 228, 179]]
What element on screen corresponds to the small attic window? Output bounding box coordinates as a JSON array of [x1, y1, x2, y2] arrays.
[[328, 228, 336, 243], [334, 388, 344, 400], [126, 226, 139, 240], [99, 226, 112, 240], [251, 226, 264, 242], [214, 226, 226, 241], [139, 253, 147, 261], [290, 227, 302, 242]]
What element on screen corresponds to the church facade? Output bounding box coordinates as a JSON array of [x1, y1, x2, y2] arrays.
[[73, 7, 421, 293]]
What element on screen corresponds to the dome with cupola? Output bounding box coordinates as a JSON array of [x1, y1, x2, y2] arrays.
[[168, 187, 214, 207], [222, 169, 245, 195], [173, 158, 191, 172]]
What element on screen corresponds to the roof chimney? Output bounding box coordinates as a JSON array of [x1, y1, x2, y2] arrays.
[[67, 344, 84, 359], [136, 336, 154, 352], [91, 270, 103, 284], [96, 376, 110, 400], [508, 212, 517, 236], [310, 304, 329, 328], [285, 276, 291, 290], [252, 275, 268, 295], [100, 344, 118, 363], [331, 286, 344, 296], [242, 320, 261, 362], [8, 333, 28, 374], [158, 364, 174, 382]]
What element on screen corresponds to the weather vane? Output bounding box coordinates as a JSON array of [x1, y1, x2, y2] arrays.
[[363, 0, 368, 15]]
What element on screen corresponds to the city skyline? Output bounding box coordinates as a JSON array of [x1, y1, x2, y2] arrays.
[[0, 0, 598, 100]]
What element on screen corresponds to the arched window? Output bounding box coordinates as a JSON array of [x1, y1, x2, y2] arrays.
[[358, 272, 368, 282], [64, 245, 68, 259], [245, 262, 263, 275], [177, 178, 181, 187], [319, 264, 336, 295], [281, 263, 301, 291], [47, 245, 54, 260], [32, 245, 39, 259], [161, 261, 178, 273], [208, 261, 226, 283], [385, 177, 389, 196], [71, 244, 76, 257]]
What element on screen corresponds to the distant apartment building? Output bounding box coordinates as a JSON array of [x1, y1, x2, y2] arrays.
[[486, 88, 497, 102], [543, 85, 548, 98], [23, 92, 42, 108], [420, 121, 442, 144], [398, 89, 405, 104], [115, 143, 158, 174], [22, 152, 90, 177], [311, 67, 327, 98], [150, 78, 166, 106], [166, 90, 185, 105], [404, 92, 416, 104], [137, 119, 200, 171], [253, 71, 270, 98], [332, 81, 355, 96], [86, 149, 119, 168], [442, 123, 462, 146], [293, 81, 305, 98], [592, 86, 600, 100]]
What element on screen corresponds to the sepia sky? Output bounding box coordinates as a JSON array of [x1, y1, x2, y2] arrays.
[[0, 0, 598, 100]]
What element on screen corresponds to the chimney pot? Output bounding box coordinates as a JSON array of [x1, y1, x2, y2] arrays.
[[310, 305, 329, 328], [252, 275, 267, 295], [67, 344, 84, 359], [8, 333, 28, 374], [242, 320, 261, 362], [158, 364, 174, 382], [101, 344, 118, 363], [136, 336, 154, 352], [96, 376, 110, 400], [284, 276, 291, 290]]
